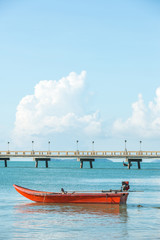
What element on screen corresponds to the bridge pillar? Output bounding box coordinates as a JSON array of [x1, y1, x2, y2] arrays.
[[126, 159, 142, 169], [35, 159, 38, 168], [80, 160, 83, 168], [90, 160, 93, 168], [35, 158, 51, 168], [79, 158, 95, 169], [5, 160, 7, 167], [0, 158, 10, 167], [137, 160, 141, 169], [128, 160, 131, 169], [46, 160, 48, 168]]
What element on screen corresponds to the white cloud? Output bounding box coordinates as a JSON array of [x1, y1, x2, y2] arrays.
[[13, 71, 102, 144], [149, 88, 160, 115], [112, 88, 160, 138]]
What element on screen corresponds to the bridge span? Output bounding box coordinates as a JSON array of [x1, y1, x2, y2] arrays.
[[0, 150, 160, 168]]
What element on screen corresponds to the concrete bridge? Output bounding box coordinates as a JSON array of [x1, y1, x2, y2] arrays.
[[0, 150, 160, 168]]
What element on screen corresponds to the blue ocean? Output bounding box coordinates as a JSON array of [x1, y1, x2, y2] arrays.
[[1, 160, 160, 240]]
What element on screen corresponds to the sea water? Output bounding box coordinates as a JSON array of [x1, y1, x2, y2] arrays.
[[0, 160, 160, 240]]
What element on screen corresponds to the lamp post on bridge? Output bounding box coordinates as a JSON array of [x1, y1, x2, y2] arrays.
[[124, 140, 127, 151], [76, 140, 79, 151], [140, 140, 142, 151], [8, 142, 10, 152], [48, 141, 50, 152], [32, 141, 34, 152], [92, 141, 94, 151]]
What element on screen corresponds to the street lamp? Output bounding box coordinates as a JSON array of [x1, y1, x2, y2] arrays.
[[140, 140, 142, 151], [76, 140, 79, 151], [124, 140, 127, 151], [8, 142, 10, 152], [48, 141, 50, 152], [32, 141, 34, 151], [92, 141, 94, 151]]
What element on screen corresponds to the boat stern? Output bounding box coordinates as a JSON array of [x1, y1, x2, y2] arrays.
[[120, 192, 129, 204]]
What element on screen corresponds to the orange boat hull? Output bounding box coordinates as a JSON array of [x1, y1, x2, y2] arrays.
[[13, 185, 129, 204]]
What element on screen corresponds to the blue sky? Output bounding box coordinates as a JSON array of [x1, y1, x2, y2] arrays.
[[0, 0, 160, 151]]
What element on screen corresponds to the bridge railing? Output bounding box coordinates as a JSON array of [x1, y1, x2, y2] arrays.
[[0, 150, 160, 158]]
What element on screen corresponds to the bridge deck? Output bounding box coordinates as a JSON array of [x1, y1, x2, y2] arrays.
[[0, 150, 160, 159]]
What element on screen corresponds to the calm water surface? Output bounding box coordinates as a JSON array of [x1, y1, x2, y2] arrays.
[[1, 160, 160, 239]]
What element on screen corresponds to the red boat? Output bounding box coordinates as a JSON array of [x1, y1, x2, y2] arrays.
[[13, 182, 129, 204]]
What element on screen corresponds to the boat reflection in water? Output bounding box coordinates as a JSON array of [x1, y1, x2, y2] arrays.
[[14, 202, 128, 217], [13, 203, 128, 240]]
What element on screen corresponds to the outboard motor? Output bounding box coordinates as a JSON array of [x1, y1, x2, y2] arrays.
[[122, 181, 130, 191]]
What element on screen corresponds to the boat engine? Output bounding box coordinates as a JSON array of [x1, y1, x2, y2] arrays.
[[122, 181, 130, 191]]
